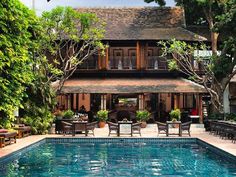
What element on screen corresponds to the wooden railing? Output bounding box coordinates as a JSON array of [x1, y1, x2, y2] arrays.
[[146, 56, 168, 70], [109, 56, 137, 70]]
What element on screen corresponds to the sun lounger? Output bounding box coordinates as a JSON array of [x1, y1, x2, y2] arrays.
[[14, 125, 31, 138], [0, 131, 17, 148]]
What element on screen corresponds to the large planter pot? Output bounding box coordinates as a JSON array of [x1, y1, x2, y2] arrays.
[[99, 121, 106, 128], [140, 121, 147, 128]]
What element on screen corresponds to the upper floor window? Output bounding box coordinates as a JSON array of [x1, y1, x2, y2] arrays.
[[109, 47, 137, 70]]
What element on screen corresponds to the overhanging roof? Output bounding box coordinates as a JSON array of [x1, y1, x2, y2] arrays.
[[60, 78, 206, 94], [77, 7, 206, 41]]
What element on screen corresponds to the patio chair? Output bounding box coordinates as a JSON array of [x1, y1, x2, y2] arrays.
[[156, 121, 167, 136], [61, 121, 72, 136], [132, 122, 142, 136], [85, 121, 98, 136], [232, 128, 236, 143], [181, 121, 192, 136], [0, 131, 17, 148], [107, 121, 118, 136]]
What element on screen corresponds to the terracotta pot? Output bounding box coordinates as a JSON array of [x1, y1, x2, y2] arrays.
[[140, 121, 147, 128], [99, 121, 106, 128]]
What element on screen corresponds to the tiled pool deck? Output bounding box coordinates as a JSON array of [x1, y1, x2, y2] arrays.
[[0, 124, 235, 158]]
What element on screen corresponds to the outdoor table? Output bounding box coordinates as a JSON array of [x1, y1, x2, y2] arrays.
[[118, 121, 132, 136], [189, 115, 200, 123], [166, 121, 182, 136], [72, 121, 88, 136]]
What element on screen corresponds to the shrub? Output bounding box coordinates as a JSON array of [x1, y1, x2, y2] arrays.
[[96, 110, 108, 122], [136, 110, 151, 122], [225, 113, 236, 121], [169, 109, 181, 121], [63, 110, 74, 119], [22, 107, 55, 135]]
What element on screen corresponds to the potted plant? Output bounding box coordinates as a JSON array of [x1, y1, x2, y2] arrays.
[[169, 109, 181, 128], [136, 110, 150, 128], [54, 110, 63, 120], [96, 110, 108, 128], [63, 110, 74, 119]]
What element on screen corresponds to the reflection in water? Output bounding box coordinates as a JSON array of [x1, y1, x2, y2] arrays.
[[1, 142, 236, 177]]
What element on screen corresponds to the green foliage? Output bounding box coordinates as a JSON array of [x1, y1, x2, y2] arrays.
[[225, 113, 236, 121], [168, 60, 179, 71], [136, 110, 151, 122], [21, 106, 55, 135], [37, 7, 106, 93], [208, 113, 224, 120], [0, 0, 39, 126], [96, 110, 108, 122], [63, 110, 74, 119], [169, 109, 181, 121]]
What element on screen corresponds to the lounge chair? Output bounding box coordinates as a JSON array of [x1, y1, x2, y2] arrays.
[[14, 124, 31, 138], [0, 131, 17, 148], [107, 121, 118, 136], [61, 121, 72, 136], [181, 121, 192, 136], [132, 122, 142, 136], [85, 121, 97, 136], [156, 121, 167, 136]]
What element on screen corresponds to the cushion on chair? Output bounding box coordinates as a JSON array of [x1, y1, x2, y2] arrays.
[[0, 129, 8, 133]]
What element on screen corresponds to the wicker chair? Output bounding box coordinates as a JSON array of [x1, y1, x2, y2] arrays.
[[61, 121, 72, 136], [181, 121, 192, 136], [107, 121, 118, 136], [85, 121, 97, 136], [156, 121, 167, 136], [132, 122, 142, 136]]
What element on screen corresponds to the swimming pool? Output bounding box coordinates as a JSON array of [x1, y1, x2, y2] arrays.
[[0, 138, 236, 176]]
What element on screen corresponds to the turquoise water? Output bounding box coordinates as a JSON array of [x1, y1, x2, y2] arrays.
[[1, 142, 236, 176]]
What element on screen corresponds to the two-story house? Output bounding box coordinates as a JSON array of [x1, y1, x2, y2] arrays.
[[56, 7, 207, 122]]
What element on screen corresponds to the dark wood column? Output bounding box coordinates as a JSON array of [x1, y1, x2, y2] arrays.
[[140, 41, 146, 69], [105, 45, 109, 69], [98, 49, 101, 70], [136, 41, 141, 70], [199, 94, 203, 123]]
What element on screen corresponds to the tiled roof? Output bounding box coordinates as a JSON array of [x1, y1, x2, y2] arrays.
[[77, 7, 206, 41], [60, 78, 206, 93]]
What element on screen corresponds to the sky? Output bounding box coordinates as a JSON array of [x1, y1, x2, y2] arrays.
[[20, 0, 176, 15]]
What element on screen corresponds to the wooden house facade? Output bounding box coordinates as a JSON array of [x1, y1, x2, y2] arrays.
[[56, 7, 207, 123]]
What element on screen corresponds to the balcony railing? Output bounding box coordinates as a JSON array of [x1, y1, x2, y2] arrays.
[[78, 56, 98, 70], [146, 56, 168, 70], [193, 58, 210, 71], [109, 56, 137, 70]]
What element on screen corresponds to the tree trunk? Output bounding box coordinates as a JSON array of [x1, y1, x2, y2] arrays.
[[211, 32, 219, 55]]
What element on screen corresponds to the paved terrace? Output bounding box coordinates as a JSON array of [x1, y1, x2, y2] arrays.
[[0, 124, 235, 158]]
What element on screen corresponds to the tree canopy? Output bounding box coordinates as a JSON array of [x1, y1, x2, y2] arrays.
[[38, 6, 106, 93], [0, 0, 39, 127], [154, 0, 236, 113]]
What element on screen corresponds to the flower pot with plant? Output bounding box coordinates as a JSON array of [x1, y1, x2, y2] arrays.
[[63, 110, 74, 119], [97, 110, 108, 128], [136, 110, 150, 128], [169, 109, 181, 128], [54, 110, 63, 120]]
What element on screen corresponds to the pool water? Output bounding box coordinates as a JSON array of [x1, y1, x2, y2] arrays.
[[1, 141, 236, 176]]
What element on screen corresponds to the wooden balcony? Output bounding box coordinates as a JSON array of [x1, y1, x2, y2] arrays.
[[78, 56, 98, 70], [146, 56, 168, 70], [108, 56, 137, 70]]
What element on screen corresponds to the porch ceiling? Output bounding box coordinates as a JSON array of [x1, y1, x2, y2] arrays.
[[59, 78, 206, 94]]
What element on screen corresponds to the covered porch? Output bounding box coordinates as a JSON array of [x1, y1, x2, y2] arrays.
[[56, 78, 207, 123]]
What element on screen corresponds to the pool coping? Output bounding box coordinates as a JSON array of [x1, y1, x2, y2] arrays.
[[0, 137, 235, 165]]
